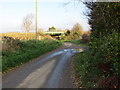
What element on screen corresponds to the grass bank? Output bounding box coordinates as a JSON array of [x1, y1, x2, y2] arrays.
[[2, 39, 62, 72]]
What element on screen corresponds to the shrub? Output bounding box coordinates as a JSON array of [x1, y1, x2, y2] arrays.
[[81, 33, 89, 44]]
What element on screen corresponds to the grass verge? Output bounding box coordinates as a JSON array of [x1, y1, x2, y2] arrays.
[[2, 39, 62, 72], [61, 39, 86, 46]]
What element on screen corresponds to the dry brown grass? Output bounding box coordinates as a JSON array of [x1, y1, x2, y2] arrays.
[[0, 32, 54, 40]]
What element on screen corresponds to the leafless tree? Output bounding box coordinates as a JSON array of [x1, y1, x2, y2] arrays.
[[22, 14, 34, 33]]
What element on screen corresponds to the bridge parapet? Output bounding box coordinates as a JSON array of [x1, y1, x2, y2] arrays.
[[44, 32, 65, 35], [43, 31, 65, 40]]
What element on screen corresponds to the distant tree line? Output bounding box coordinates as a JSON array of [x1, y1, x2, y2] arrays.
[[61, 23, 84, 40]]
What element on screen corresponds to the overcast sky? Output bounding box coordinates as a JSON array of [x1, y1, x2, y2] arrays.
[[0, 0, 90, 33]]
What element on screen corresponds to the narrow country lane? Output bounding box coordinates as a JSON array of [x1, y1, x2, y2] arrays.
[[2, 42, 87, 88]]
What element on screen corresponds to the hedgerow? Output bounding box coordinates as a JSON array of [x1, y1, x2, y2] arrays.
[[74, 2, 119, 88], [74, 31, 119, 88]]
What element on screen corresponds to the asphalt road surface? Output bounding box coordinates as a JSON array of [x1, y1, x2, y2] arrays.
[[2, 42, 87, 88]]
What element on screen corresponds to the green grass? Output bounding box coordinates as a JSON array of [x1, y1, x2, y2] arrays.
[[73, 51, 99, 88], [2, 39, 62, 72], [61, 39, 86, 46]]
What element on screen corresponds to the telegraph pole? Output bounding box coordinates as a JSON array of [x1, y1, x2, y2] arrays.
[[36, 0, 38, 39]]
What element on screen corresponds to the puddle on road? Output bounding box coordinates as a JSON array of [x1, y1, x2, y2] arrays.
[[50, 48, 84, 58], [73, 48, 84, 52], [63, 48, 84, 53]]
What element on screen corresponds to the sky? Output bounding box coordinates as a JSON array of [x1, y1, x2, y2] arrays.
[[0, 0, 90, 33]]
